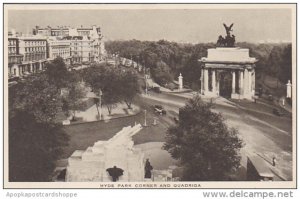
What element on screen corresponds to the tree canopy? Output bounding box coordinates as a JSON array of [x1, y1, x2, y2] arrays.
[[106, 40, 292, 90], [82, 63, 140, 114], [9, 110, 69, 181], [9, 74, 63, 124], [8, 57, 77, 181], [44, 57, 70, 89], [163, 95, 243, 181]]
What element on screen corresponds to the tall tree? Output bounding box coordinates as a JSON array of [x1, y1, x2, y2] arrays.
[[279, 44, 292, 83], [9, 74, 63, 123], [83, 64, 123, 115], [9, 73, 69, 181], [62, 82, 87, 121], [9, 110, 69, 181], [44, 57, 70, 89], [8, 57, 77, 181], [119, 70, 140, 109], [163, 95, 243, 181], [151, 61, 173, 85]]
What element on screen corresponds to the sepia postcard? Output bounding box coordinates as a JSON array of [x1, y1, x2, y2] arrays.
[[3, 3, 297, 189]]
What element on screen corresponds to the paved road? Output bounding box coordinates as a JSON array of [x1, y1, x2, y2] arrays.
[[143, 91, 293, 180]]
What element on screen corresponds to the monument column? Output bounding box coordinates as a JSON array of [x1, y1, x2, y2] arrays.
[[239, 70, 244, 95], [248, 70, 252, 94], [232, 71, 236, 94], [286, 80, 292, 98], [178, 73, 183, 90], [244, 69, 249, 95], [204, 69, 209, 93], [212, 70, 216, 93]]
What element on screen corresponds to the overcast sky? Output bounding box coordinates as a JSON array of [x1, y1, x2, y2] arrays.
[[8, 9, 292, 43]]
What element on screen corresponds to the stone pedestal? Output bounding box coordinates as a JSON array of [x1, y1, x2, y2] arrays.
[[286, 80, 292, 98], [66, 124, 145, 182], [178, 73, 183, 90]]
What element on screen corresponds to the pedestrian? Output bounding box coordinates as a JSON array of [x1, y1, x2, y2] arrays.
[[144, 159, 153, 179]]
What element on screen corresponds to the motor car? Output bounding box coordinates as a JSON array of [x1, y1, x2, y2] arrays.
[[153, 105, 166, 115], [272, 108, 284, 116], [153, 86, 161, 93]]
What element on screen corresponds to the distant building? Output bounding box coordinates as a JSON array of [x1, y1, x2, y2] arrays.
[[8, 25, 106, 79], [34, 25, 105, 63], [9, 36, 48, 77], [47, 38, 71, 64], [18, 37, 48, 74], [8, 37, 23, 77]]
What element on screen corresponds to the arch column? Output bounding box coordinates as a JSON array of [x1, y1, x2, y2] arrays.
[[212, 70, 216, 93], [248, 70, 252, 92], [204, 69, 209, 93], [239, 70, 244, 95], [232, 71, 236, 94]]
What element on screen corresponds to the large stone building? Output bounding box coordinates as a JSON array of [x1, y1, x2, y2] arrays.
[[8, 25, 106, 78], [69, 36, 97, 63], [9, 36, 48, 77], [47, 38, 72, 64], [200, 47, 257, 100], [34, 25, 105, 63], [8, 37, 23, 77]]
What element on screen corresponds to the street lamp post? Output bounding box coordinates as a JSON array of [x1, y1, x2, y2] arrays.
[[144, 110, 147, 126], [96, 89, 103, 120], [145, 75, 148, 95], [99, 89, 102, 120]]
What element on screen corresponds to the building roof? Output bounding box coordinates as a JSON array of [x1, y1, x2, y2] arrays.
[[248, 156, 274, 178]]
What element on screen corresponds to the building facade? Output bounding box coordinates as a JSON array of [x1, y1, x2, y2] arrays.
[[8, 25, 106, 79], [34, 25, 105, 63], [47, 39, 72, 64], [8, 37, 23, 77], [9, 36, 48, 77]]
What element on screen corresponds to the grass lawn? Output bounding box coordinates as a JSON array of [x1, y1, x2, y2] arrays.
[[61, 106, 170, 159]]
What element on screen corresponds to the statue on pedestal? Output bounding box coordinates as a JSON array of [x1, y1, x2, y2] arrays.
[[217, 23, 236, 47], [106, 166, 124, 182]]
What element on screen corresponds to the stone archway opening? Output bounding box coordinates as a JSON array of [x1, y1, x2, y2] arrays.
[[219, 71, 232, 98]]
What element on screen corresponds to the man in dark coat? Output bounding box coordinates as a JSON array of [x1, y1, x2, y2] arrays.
[[144, 159, 153, 178], [106, 166, 124, 182]]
